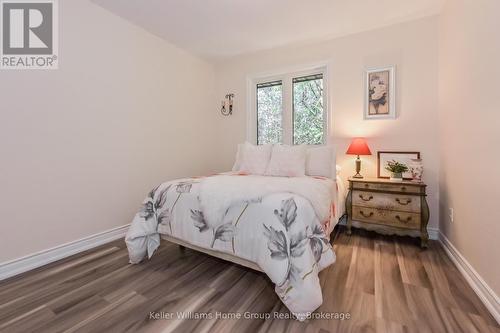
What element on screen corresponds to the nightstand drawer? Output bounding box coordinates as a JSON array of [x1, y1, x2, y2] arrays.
[[352, 181, 422, 194], [352, 206, 421, 229], [352, 191, 420, 213]]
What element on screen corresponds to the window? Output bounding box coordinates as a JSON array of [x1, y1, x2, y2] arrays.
[[252, 67, 327, 145], [257, 81, 282, 145], [293, 74, 324, 145]]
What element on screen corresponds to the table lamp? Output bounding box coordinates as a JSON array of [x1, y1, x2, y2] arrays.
[[346, 138, 372, 178]]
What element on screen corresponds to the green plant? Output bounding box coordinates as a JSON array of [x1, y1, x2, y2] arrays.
[[385, 160, 408, 174]]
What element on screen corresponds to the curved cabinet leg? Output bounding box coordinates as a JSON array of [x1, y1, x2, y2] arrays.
[[346, 186, 353, 235], [420, 195, 430, 248]]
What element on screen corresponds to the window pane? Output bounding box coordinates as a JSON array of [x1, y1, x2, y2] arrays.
[[293, 74, 324, 145], [257, 81, 283, 144]]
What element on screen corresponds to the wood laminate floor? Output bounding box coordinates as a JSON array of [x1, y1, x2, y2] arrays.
[[0, 228, 498, 333]]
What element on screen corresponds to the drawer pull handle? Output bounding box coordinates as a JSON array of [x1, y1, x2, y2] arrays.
[[395, 198, 412, 205], [364, 183, 370, 188], [401, 186, 407, 191], [360, 211, 374, 218], [395, 215, 412, 223], [359, 194, 373, 201]]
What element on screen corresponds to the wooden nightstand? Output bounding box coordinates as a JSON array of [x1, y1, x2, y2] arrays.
[[345, 178, 430, 247]]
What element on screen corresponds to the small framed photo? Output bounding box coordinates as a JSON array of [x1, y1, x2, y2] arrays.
[[377, 151, 420, 179], [364, 65, 396, 119]]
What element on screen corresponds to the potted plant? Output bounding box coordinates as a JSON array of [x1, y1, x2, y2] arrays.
[[385, 160, 408, 181]]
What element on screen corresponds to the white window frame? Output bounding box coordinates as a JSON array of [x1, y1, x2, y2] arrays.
[[246, 63, 330, 145]]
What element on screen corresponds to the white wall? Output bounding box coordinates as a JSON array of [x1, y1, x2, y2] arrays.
[[0, 0, 218, 262], [214, 16, 440, 230], [439, 0, 500, 296]]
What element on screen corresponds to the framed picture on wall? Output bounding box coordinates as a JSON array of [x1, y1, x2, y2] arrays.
[[377, 151, 420, 179], [364, 65, 396, 119]]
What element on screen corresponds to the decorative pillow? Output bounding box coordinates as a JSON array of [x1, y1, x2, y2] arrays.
[[306, 146, 336, 178], [238, 142, 273, 175], [265, 144, 307, 177], [231, 143, 244, 171]]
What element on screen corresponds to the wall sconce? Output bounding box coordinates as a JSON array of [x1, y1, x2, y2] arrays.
[[221, 93, 234, 116]]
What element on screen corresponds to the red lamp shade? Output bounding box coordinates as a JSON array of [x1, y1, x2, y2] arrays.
[[346, 138, 372, 156]]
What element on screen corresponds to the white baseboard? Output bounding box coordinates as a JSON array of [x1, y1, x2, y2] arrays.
[[0, 224, 130, 281], [439, 232, 500, 325], [428, 227, 439, 240]]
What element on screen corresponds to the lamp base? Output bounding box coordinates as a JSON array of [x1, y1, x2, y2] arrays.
[[352, 156, 364, 179]]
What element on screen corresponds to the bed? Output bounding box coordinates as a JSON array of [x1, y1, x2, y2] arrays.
[[125, 170, 345, 321], [125, 142, 345, 320], [159, 173, 345, 269]]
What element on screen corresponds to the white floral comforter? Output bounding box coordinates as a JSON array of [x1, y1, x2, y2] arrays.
[[125, 173, 342, 320]]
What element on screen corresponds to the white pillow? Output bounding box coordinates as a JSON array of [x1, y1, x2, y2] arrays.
[[238, 142, 272, 175], [231, 143, 244, 171], [265, 144, 307, 177], [306, 146, 336, 178]]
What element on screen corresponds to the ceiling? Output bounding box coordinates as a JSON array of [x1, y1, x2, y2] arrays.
[[92, 0, 444, 60]]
